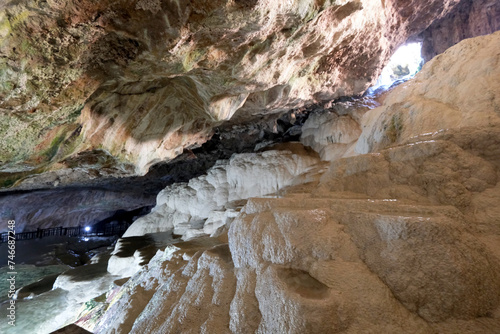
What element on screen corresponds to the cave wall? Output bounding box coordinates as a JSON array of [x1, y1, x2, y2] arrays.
[[0, 189, 154, 232], [0, 0, 464, 175], [420, 0, 500, 61]]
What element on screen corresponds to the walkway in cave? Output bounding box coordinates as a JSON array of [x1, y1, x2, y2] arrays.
[[0, 223, 130, 243]]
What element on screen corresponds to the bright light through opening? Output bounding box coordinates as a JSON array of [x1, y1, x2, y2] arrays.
[[84, 226, 91, 232], [368, 42, 423, 94]]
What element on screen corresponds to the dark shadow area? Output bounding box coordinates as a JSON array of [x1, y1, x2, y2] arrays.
[[91, 206, 153, 234], [112, 232, 176, 267], [50, 324, 92, 334], [112, 235, 155, 258]]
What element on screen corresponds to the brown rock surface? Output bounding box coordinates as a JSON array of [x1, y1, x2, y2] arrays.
[[0, 0, 464, 175], [420, 0, 500, 61]]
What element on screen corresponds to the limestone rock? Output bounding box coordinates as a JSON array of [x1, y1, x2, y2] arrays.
[[355, 30, 500, 155], [53, 255, 120, 304], [301, 111, 362, 160], [123, 144, 320, 239], [300, 30, 500, 161], [95, 238, 230, 334], [0, 0, 464, 174]]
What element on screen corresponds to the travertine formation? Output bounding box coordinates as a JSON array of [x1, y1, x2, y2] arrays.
[[123, 144, 319, 238], [106, 144, 320, 276], [70, 31, 500, 334]]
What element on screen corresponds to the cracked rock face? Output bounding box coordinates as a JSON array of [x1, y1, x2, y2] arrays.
[[0, 0, 464, 175]]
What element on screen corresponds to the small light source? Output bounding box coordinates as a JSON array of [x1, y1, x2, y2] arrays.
[[84, 226, 91, 232]]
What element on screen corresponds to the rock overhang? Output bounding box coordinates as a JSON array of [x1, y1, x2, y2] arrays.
[[0, 0, 491, 179]]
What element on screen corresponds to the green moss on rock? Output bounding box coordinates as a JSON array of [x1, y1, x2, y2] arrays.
[[386, 114, 404, 143]]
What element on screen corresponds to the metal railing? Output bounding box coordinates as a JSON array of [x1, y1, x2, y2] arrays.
[[0, 224, 130, 243]]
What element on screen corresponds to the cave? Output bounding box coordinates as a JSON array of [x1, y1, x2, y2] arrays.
[[0, 0, 500, 333]]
